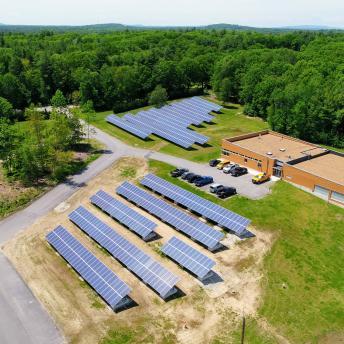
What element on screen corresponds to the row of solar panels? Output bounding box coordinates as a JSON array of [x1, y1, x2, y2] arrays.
[[106, 97, 222, 148], [47, 173, 250, 311], [47, 186, 223, 310], [140, 174, 251, 236]]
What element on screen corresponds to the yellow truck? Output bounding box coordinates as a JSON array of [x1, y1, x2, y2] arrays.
[[252, 173, 270, 184], [216, 159, 231, 170]]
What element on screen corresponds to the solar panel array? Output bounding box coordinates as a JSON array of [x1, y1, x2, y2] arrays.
[[46, 225, 132, 310], [161, 237, 216, 280], [68, 206, 179, 298], [106, 97, 222, 148], [90, 190, 157, 241], [140, 174, 251, 236], [106, 114, 152, 139], [116, 182, 224, 250]]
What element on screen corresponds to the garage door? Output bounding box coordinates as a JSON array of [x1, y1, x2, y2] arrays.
[[331, 191, 344, 205], [314, 185, 330, 200]]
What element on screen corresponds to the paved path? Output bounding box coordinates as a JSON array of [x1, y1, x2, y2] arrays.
[[0, 125, 274, 343], [0, 253, 62, 344]]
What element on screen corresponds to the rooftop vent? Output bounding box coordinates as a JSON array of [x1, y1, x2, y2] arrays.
[[266, 152, 273, 156], [280, 148, 286, 152]]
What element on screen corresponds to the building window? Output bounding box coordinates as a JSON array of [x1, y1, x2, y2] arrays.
[[244, 158, 248, 162], [257, 162, 262, 167], [331, 191, 344, 204]]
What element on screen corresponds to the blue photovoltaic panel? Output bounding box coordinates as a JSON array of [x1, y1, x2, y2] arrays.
[[171, 102, 214, 122], [183, 98, 215, 113], [90, 190, 157, 240], [46, 226, 131, 309], [160, 106, 204, 126], [116, 182, 224, 250], [124, 114, 194, 148], [106, 114, 151, 139], [135, 113, 209, 145], [161, 237, 216, 280], [68, 206, 179, 298], [190, 97, 222, 111], [140, 174, 250, 236]]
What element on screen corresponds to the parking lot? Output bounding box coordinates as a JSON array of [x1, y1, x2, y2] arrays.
[[156, 156, 276, 200]]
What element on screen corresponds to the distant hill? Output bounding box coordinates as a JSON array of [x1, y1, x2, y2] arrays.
[[0, 22, 342, 33]]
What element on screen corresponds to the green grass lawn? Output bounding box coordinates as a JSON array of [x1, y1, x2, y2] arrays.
[[90, 98, 268, 163], [149, 159, 344, 343]]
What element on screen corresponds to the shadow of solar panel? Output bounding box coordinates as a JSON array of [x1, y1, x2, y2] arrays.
[[161, 237, 216, 280], [116, 182, 224, 250], [140, 174, 250, 236], [46, 226, 132, 310], [68, 206, 179, 299], [106, 114, 151, 139], [90, 190, 157, 241]]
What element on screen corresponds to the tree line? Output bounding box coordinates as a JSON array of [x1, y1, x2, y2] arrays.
[[0, 29, 343, 148]]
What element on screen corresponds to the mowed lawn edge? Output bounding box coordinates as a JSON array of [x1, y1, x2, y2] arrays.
[[148, 159, 344, 343]]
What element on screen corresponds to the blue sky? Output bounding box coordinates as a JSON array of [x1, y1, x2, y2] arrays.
[[1, 0, 344, 27]]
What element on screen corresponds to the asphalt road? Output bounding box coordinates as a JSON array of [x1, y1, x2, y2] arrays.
[[0, 126, 274, 343]]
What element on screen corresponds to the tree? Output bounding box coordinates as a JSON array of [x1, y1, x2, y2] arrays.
[[51, 89, 67, 108], [0, 118, 17, 174], [149, 85, 168, 108], [0, 97, 14, 120], [81, 100, 95, 141]]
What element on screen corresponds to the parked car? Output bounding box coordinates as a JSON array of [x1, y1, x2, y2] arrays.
[[188, 174, 202, 183], [170, 168, 189, 177], [217, 159, 231, 170], [182, 172, 194, 180], [223, 164, 238, 174], [252, 173, 270, 184], [209, 159, 221, 167], [195, 176, 214, 187], [231, 166, 248, 177], [210, 183, 225, 194], [217, 186, 237, 199]]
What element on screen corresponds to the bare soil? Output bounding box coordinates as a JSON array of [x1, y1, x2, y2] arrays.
[[2, 157, 274, 344]]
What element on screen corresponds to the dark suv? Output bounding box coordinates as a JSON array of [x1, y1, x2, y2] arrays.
[[170, 168, 189, 177], [217, 187, 237, 199], [231, 166, 248, 177], [195, 176, 214, 187], [182, 172, 194, 180], [188, 174, 202, 183]]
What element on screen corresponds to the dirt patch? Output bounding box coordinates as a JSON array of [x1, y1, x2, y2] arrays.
[[2, 157, 274, 344]]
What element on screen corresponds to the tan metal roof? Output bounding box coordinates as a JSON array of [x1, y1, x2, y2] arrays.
[[294, 153, 344, 185], [231, 132, 325, 162]]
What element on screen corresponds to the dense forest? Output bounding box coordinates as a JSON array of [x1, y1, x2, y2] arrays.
[[0, 29, 343, 147]]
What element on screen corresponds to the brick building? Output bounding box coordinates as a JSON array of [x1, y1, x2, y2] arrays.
[[221, 130, 344, 206]]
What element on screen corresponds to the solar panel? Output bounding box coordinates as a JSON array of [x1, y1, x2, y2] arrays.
[[90, 190, 157, 241], [124, 114, 194, 148], [116, 182, 224, 250], [178, 100, 215, 117], [106, 114, 151, 139], [46, 226, 132, 310], [135, 113, 209, 145], [161, 237, 216, 280], [140, 174, 251, 236], [191, 97, 222, 111], [183, 98, 215, 113], [68, 206, 179, 298], [160, 106, 204, 126], [171, 103, 214, 122]]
